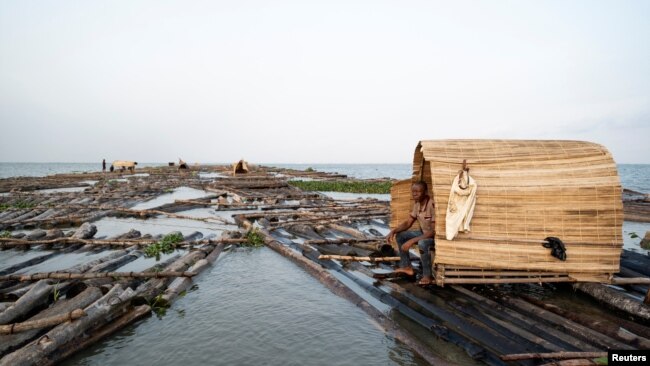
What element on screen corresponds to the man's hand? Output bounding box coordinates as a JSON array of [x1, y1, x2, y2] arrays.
[[386, 230, 396, 244], [402, 239, 417, 251]]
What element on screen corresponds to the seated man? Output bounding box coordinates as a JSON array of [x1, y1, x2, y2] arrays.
[[386, 181, 435, 286]]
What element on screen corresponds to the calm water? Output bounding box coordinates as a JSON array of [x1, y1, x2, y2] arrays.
[[0, 162, 164, 179], [62, 248, 427, 366]]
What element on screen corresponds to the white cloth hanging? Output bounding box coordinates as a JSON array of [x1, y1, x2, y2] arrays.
[[445, 170, 477, 240]]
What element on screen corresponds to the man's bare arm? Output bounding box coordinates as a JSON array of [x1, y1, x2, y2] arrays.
[[386, 216, 415, 243]]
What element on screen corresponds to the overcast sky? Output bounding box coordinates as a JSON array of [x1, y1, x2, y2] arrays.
[[1, 0, 648, 164]]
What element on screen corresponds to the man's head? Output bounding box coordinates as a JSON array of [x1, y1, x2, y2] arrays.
[[411, 181, 428, 202]]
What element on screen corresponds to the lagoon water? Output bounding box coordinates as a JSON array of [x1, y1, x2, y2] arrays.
[[62, 248, 428, 366]]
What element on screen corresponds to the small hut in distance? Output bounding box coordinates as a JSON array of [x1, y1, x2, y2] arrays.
[[112, 160, 137, 172], [391, 140, 623, 286], [233, 159, 249, 175]]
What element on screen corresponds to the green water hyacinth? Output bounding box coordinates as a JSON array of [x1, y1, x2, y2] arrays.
[[288, 180, 391, 194], [244, 229, 265, 247], [0, 201, 35, 211], [144, 232, 184, 260]]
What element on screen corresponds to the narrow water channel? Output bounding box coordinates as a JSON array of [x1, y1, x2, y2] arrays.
[[63, 247, 428, 366]]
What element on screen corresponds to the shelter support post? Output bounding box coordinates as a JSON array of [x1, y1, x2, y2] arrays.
[[435, 264, 445, 287]]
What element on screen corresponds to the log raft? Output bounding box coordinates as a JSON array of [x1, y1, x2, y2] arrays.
[[1, 164, 649, 365]]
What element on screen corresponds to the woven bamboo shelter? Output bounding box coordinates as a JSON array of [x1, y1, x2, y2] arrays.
[[112, 160, 137, 169], [390, 140, 623, 286], [233, 159, 249, 175]]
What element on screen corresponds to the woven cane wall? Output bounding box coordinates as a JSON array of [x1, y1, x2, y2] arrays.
[[390, 180, 413, 230], [400, 140, 623, 273]]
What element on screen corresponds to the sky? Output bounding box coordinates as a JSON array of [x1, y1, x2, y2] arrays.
[[1, 0, 648, 164]]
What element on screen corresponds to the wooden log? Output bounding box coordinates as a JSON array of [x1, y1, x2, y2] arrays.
[[347, 242, 395, 256], [617, 267, 650, 295], [110, 229, 141, 240], [538, 359, 597, 366], [366, 275, 541, 360], [400, 285, 564, 354], [0, 302, 13, 313], [0, 281, 52, 325], [0, 237, 247, 249], [0, 287, 102, 357], [0, 248, 131, 301], [0, 271, 196, 282], [304, 238, 384, 245], [272, 214, 388, 227], [0, 284, 136, 366], [610, 277, 650, 285], [0, 253, 60, 276], [449, 285, 599, 352], [42, 304, 151, 365], [519, 294, 650, 348], [318, 255, 401, 262], [573, 282, 650, 324], [499, 295, 632, 350], [132, 244, 214, 303], [26, 230, 46, 241], [0, 309, 86, 335], [285, 224, 324, 240], [500, 352, 607, 361], [71, 223, 96, 239], [621, 250, 650, 277], [205, 242, 226, 263], [160, 258, 209, 306], [182, 231, 203, 242], [326, 223, 368, 239], [84, 250, 142, 273], [157, 231, 234, 305], [114, 254, 181, 293], [312, 243, 373, 257]]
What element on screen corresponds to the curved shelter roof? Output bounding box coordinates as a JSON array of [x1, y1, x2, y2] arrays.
[[391, 140, 623, 279]]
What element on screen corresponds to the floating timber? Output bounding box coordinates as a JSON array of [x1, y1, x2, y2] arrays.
[[0, 163, 649, 365]]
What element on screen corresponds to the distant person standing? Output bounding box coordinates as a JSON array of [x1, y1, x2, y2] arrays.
[[102, 159, 106, 172]]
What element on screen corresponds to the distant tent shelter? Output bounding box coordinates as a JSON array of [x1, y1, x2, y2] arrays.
[[178, 158, 188, 169], [112, 161, 137, 172], [233, 159, 249, 175], [391, 140, 624, 286]]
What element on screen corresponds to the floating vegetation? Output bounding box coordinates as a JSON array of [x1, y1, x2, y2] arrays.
[[149, 294, 169, 318], [0, 230, 11, 238], [143, 232, 184, 260], [0, 200, 36, 211], [243, 229, 265, 247], [288, 180, 391, 194]]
